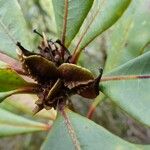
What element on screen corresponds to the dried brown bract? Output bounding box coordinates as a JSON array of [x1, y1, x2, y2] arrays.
[[16, 30, 103, 114]]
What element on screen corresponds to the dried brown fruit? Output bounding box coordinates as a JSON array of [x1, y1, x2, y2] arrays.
[[16, 32, 103, 113]]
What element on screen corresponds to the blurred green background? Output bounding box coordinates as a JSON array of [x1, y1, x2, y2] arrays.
[[0, 0, 150, 149]]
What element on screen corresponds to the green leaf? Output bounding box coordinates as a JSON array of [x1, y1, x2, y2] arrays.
[[0, 60, 7, 68], [0, 108, 48, 137], [52, 0, 94, 46], [0, 0, 32, 59], [101, 52, 150, 126], [0, 91, 16, 103], [0, 68, 30, 92], [0, 97, 57, 120], [71, 0, 131, 52], [41, 110, 148, 150], [105, 0, 150, 72]]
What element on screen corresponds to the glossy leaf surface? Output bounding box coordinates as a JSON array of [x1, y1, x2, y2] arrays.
[[0, 108, 48, 137], [41, 110, 148, 150], [105, 0, 150, 72], [52, 0, 94, 46], [0, 0, 32, 59], [0, 68, 30, 92], [70, 0, 131, 53], [101, 52, 150, 126]]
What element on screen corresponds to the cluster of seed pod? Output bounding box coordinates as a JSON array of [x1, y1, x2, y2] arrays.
[[16, 30, 103, 114]]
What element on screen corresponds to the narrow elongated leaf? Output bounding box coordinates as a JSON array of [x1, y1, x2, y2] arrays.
[[0, 94, 56, 120], [0, 53, 22, 70], [41, 110, 148, 150], [0, 91, 17, 103], [0, 60, 7, 68], [0, 108, 49, 137], [0, 68, 31, 92], [105, 0, 150, 72], [71, 0, 131, 52], [0, 0, 32, 59], [101, 52, 150, 126], [52, 0, 94, 46]]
